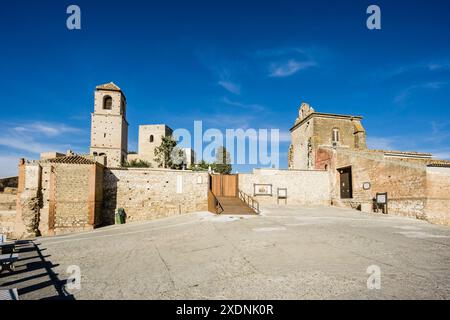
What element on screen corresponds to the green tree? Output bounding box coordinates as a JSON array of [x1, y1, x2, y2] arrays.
[[170, 147, 187, 170], [213, 146, 232, 174], [190, 159, 211, 171], [154, 135, 177, 169], [124, 159, 152, 168]]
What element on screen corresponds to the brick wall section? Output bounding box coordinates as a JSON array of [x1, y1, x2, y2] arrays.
[[238, 169, 330, 206], [52, 163, 103, 235], [102, 168, 208, 225], [322, 147, 431, 220], [425, 167, 450, 226], [93, 164, 104, 226]]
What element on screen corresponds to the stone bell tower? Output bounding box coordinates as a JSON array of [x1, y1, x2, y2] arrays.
[[289, 102, 367, 170], [90, 82, 128, 167]]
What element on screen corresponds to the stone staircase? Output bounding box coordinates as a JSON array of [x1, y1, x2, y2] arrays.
[[216, 196, 258, 215]]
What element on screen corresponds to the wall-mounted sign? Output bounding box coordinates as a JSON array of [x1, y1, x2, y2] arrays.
[[254, 184, 272, 196], [376, 192, 387, 205], [176, 175, 183, 194], [375, 192, 388, 214], [363, 182, 371, 190], [278, 188, 287, 199], [277, 188, 287, 205]]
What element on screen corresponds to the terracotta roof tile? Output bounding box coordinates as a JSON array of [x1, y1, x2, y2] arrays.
[[43, 155, 96, 165], [96, 82, 121, 92]]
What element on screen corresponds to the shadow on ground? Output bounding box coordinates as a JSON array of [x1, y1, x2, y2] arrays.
[[0, 240, 74, 300]]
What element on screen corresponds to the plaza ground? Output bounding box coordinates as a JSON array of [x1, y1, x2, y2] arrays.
[[1, 205, 450, 299]]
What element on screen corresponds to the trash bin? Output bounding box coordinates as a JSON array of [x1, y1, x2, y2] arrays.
[[117, 208, 126, 224], [114, 211, 120, 224], [115, 210, 122, 225]]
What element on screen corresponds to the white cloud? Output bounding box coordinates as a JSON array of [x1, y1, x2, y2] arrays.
[[375, 60, 450, 79], [427, 62, 450, 71], [13, 122, 81, 137], [205, 114, 254, 129], [0, 122, 84, 155], [222, 97, 266, 112], [218, 80, 241, 95], [268, 60, 317, 78], [394, 82, 449, 105], [0, 136, 71, 154]]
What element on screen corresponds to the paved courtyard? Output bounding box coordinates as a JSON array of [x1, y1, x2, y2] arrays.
[[1, 206, 450, 300]]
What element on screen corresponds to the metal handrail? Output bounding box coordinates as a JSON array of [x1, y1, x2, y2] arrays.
[[238, 189, 260, 214], [211, 191, 224, 214]]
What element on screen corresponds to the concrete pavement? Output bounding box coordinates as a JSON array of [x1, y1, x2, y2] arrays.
[[1, 205, 450, 299]]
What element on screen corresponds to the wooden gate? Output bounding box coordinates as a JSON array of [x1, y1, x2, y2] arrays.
[[210, 174, 238, 197], [339, 167, 353, 199]]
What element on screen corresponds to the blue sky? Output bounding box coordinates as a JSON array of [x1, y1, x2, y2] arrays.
[[0, 0, 450, 176]]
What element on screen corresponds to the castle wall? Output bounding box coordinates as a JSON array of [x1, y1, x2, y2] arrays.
[[13, 161, 104, 238], [319, 148, 433, 221], [425, 167, 450, 226], [14, 161, 41, 238], [49, 163, 103, 235], [290, 118, 314, 170], [238, 168, 330, 206], [102, 168, 208, 225]]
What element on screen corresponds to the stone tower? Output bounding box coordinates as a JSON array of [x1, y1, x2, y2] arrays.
[[90, 82, 128, 167], [289, 102, 367, 170], [137, 124, 173, 166]]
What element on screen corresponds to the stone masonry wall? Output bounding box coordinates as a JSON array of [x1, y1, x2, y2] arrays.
[[289, 117, 314, 170], [53, 164, 91, 234], [14, 161, 41, 239], [321, 148, 430, 221], [102, 168, 208, 225], [313, 117, 362, 150], [238, 169, 330, 207], [425, 167, 450, 226]]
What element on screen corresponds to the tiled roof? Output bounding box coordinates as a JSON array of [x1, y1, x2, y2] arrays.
[[427, 161, 450, 168], [43, 155, 96, 165], [354, 122, 364, 133], [96, 82, 121, 92], [373, 150, 433, 157]]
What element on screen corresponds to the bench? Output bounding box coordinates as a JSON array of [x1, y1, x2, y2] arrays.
[[0, 288, 19, 300], [0, 253, 19, 272]]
